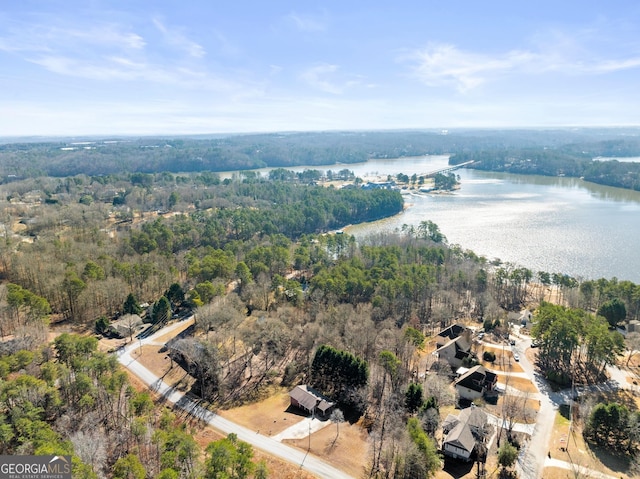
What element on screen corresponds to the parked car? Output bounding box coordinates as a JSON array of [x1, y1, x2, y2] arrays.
[[513, 353, 520, 361], [509, 338, 516, 345], [531, 340, 539, 348]]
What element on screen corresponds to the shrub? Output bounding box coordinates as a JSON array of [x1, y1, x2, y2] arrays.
[[483, 351, 496, 362]]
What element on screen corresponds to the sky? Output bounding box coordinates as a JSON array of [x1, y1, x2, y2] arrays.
[[1, 0, 639, 136]]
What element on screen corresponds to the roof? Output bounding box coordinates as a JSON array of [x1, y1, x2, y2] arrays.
[[455, 365, 488, 393], [442, 413, 460, 433], [484, 370, 497, 385], [458, 406, 488, 431], [444, 421, 476, 453], [289, 385, 335, 413], [443, 406, 488, 453], [437, 324, 466, 342], [110, 314, 143, 336], [436, 335, 471, 355]]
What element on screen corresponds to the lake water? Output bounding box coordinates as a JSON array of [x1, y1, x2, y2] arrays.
[[337, 156, 640, 283]]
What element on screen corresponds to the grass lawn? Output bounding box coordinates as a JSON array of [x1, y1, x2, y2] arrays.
[[478, 345, 525, 374], [135, 344, 196, 392], [217, 390, 305, 436], [546, 407, 634, 479], [221, 389, 370, 478]]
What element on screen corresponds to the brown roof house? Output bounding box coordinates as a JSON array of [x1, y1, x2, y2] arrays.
[[442, 405, 489, 461], [454, 365, 497, 401], [289, 385, 335, 417], [435, 325, 473, 369]]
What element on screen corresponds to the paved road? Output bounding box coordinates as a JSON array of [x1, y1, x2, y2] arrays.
[[117, 320, 354, 479], [510, 336, 565, 479], [545, 458, 619, 479], [510, 335, 633, 479]]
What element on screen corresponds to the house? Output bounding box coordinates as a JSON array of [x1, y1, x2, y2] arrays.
[[109, 314, 144, 339], [361, 181, 396, 190], [289, 385, 335, 417], [436, 324, 467, 348], [442, 406, 489, 461], [508, 309, 533, 329], [454, 365, 497, 401], [435, 335, 473, 369], [434, 324, 474, 369]]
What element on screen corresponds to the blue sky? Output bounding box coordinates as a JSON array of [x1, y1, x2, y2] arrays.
[[1, 0, 639, 136]]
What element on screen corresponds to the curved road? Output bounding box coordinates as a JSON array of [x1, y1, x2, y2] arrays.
[[510, 335, 624, 479], [117, 320, 354, 479]]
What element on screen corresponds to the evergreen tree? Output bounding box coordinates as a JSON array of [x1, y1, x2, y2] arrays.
[[152, 296, 172, 325], [123, 293, 142, 315], [166, 283, 185, 307], [405, 383, 424, 413]]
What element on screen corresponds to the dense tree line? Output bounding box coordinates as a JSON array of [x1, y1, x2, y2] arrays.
[[0, 173, 401, 327], [2, 128, 640, 179], [450, 137, 640, 191], [311, 344, 368, 410]]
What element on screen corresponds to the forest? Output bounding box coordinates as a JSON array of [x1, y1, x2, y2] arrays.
[[1, 134, 640, 478], [2, 128, 640, 181], [449, 137, 640, 191]]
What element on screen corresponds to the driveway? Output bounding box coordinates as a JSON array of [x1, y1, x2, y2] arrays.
[[117, 319, 354, 479]]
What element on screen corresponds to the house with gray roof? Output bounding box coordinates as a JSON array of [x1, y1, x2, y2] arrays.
[[442, 405, 489, 462], [289, 385, 335, 417]]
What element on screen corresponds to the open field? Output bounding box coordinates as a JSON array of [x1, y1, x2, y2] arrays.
[[217, 390, 305, 437], [134, 344, 196, 391], [284, 420, 369, 478], [220, 390, 370, 477]]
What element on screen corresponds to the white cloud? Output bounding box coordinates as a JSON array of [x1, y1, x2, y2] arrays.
[[27, 53, 243, 93], [586, 57, 640, 73], [300, 63, 367, 94], [301, 64, 342, 94], [406, 43, 538, 92], [286, 12, 327, 32], [0, 23, 145, 54], [63, 26, 146, 50], [152, 18, 205, 58], [0, 16, 250, 92], [406, 40, 640, 93]]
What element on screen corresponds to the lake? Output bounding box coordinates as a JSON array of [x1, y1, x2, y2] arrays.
[[339, 156, 640, 283]]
